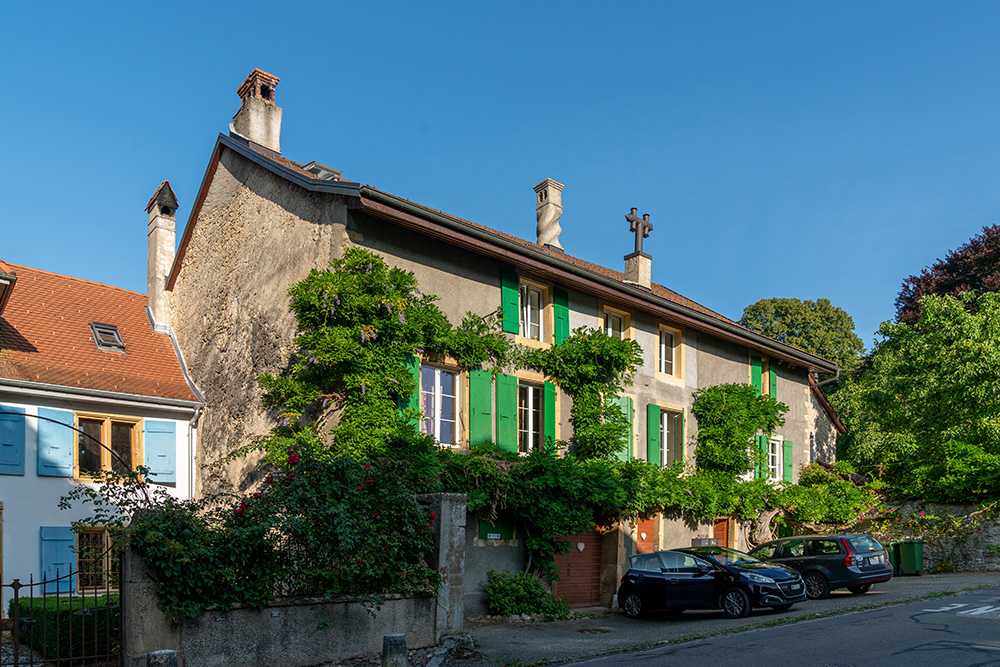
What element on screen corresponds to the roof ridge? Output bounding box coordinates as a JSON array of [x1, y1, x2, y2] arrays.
[[7, 263, 147, 299]]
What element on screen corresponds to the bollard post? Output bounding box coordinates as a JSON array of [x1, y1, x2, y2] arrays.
[[382, 633, 408, 667], [148, 649, 178, 667]]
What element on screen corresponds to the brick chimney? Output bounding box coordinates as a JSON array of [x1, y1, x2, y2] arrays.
[[146, 181, 178, 332], [230, 69, 282, 154]]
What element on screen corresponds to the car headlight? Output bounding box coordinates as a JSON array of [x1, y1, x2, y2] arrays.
[[744, 572, 771, 584]]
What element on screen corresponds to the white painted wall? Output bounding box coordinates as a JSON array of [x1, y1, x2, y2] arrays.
[[0, 393, 196, 611]]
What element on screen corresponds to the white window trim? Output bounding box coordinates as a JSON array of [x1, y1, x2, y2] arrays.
[[517, 382, 544, 455], [767, 437, 782, 480], [420, 365, 459, 446], [659, 408, 683, 467], [520, 283, 546, 342]]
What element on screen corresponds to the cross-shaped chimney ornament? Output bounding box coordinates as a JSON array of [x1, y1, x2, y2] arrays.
[[625, 207, 653, 255]]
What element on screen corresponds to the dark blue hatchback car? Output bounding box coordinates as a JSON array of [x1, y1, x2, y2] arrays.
[[617, 546, 806, 619]]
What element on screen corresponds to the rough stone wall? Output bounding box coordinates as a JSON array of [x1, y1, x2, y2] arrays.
[[169, 147, 350, 496], [872, 502, 1000, 573]]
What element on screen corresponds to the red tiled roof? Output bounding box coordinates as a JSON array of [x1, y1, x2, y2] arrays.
[[0, 260, 12, 275], [0, 264, 198, 403]]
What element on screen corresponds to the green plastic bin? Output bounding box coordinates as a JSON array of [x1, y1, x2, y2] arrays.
[[886, 541, 900, 576], [898, 539, 924, 576]]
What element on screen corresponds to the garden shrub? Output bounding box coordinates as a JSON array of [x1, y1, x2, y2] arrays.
[[482, 570, 569, 619]]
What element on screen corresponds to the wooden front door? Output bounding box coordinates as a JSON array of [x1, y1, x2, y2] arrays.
[[636, 516, 656, 554], [553, 529, 603, 607], [713, 517, 730, 548]]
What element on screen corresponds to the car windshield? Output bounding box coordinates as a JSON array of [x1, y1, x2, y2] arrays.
[[698, 547, 762, 566]]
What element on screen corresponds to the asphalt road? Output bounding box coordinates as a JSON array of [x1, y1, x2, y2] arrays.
[[572, 587, 1000, 667], [458, 572, 1000, 666]]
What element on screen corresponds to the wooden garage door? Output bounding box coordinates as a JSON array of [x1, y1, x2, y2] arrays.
[[636, 517, 656, 554], [553, 529, 602, 607]]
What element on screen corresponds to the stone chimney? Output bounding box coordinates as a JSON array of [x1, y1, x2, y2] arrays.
[[624, 208, 653, 289], [146, 181, 178, 332], [231, 69, 282, 154], [534, 178, 564, 250]]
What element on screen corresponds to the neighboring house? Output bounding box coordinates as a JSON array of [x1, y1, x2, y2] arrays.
[[0, 246, 202, 607], [156, 69, 843, 611]]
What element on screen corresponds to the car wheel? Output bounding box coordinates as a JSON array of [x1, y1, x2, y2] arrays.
[[771, 603, 793, 612], [721, 587, 751, 619], [848, 583, 872, 595], [621, 592, 644, 619], [804, 572, 830, 600]]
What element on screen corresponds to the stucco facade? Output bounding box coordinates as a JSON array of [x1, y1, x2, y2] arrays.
[[161, 70, 844, 609]]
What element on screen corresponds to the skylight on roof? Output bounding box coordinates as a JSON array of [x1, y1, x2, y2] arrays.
[[90, 322, 124, 352]]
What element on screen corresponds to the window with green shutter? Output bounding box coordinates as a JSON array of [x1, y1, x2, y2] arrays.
[[782, 440, 794, 482], [468, 369, 493, 446], [543, 381, 556, 453], [769, 363, 777, 399], [500, 269, 519, 334], [750, 356, 763, 395], [646, 404, 660, 465], [611, 396, 634, 462], [495, 373, 518, 453], [553, 288, 569, 344]]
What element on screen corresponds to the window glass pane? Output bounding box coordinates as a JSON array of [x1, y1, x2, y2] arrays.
[[79, 419, 103, 475], [518, 384, 543, 454], [439, 370, 455, 396], [420, 367, 436, 436], [438, 419, 455, 445], [111, 422, 133, 473], [660, 331, 674, 375], [78, 531, 105, 589]]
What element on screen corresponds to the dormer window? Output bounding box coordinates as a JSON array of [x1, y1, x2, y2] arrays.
[[90, 322, 124, 352]]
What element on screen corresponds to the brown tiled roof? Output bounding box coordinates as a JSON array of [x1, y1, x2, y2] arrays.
[[363, 186, 737, 325], [0, 260, 12, 275], [0, 264, 198, 403], [145, 180, 178, 212]]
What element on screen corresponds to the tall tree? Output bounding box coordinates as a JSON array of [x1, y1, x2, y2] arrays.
[[896, 224, 1000, 324], [739, 297, 865, 372], [833, 291, 1000, 501]]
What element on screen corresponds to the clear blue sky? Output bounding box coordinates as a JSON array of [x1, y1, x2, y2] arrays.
[[4, 2, 1000, 350]]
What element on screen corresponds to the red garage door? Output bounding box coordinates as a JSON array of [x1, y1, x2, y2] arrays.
[[553, 529, 603, 607]]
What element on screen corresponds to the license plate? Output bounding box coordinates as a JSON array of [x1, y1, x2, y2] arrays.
[[790, 583, 801, 590]]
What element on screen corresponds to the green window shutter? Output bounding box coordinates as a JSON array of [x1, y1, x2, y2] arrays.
[[495, 373, 518, 453], [646, 404, 661, 466], [782, 440, 794, 482], [553, 288, 570, 344], [0, 406, 26, 476], [750, 356, 762, 395], [469, 370, 493, 446], [501, 269, 520, 334], [754, 434, 767, 479], [37, 407, 74, 477], [543, 381, 557, 452], [769, 364, 777, 399], [398, 354, 422, 426], [611, 396, 633, 462], [680, 409, 686, 462]]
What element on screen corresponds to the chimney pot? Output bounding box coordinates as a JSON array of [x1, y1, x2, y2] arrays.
[[147, 181, 178, 331], [231, 69, 283, 154]]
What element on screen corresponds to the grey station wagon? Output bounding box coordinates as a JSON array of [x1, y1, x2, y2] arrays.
[[748, 534, 892, 599]]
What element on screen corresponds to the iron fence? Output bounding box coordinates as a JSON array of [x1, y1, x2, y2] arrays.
[[1, 554, 122, 666]]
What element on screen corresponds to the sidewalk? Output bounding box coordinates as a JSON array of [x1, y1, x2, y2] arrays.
[[452, 572, 1000, 667]]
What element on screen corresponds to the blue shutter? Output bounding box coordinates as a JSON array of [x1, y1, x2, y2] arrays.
[[40, 526, 76, 593], [37, 407, 74, 477], [0, 406, 26, 475], [144, 420, 177, 484]]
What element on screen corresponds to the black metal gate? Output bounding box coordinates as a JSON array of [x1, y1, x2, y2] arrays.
[[1, 558, 122, 666]]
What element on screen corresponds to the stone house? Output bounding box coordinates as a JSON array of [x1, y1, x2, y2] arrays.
[[0, 250, 201, 609], [153, 69, 843, 613]]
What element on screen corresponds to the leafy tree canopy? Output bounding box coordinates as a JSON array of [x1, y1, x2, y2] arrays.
[[739, 297, 865, 372], [834, 291, 1000, 501], [896, 224, 1000, 325]]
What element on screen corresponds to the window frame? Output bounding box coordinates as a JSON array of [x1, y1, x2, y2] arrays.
[[656, 323, 684, 383], [519, 283, 546, 342], [76, 528, 120, 592], [419, 364, 459, 447], [659, 408, 684, 467], [599, 304, 632, 341], [766, 436, 782, 480], [517, 381, 545, 455], [89, 322, 125, 352], [73, 412, 143, 480]]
